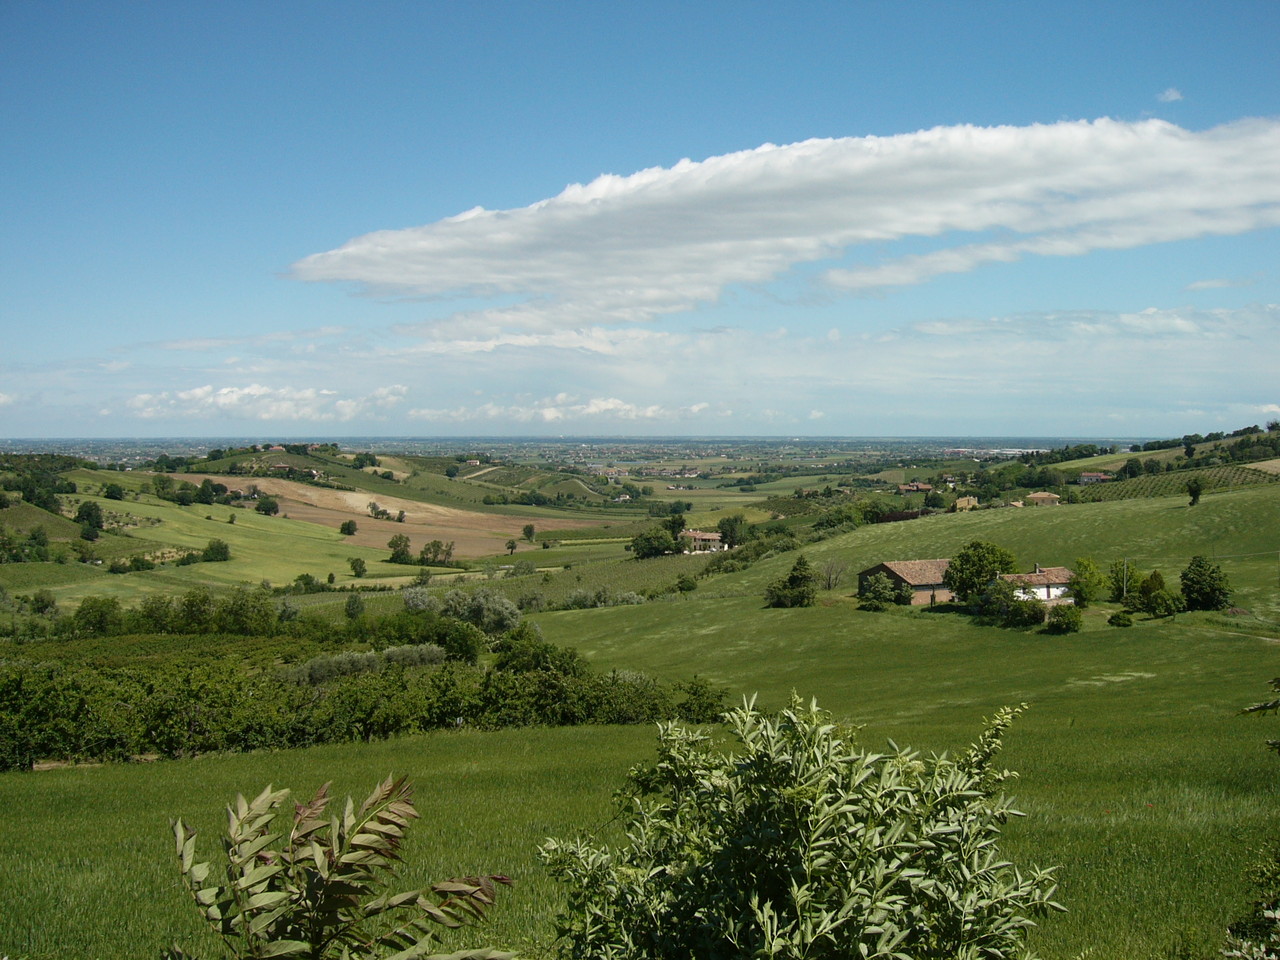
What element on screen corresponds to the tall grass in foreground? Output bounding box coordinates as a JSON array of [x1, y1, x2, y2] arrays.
[[0, 726, 652, 960]]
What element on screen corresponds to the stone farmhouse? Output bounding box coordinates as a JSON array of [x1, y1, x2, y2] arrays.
[[857, 559, 952, 605], [1026, 491, 1061, 506], [683, 530, 726, 553]]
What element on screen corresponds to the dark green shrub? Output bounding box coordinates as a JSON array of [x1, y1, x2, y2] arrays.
[[1108, 610, 1133, 627], [764, 554, 818, 608], [1046, 604, 1083, 634]]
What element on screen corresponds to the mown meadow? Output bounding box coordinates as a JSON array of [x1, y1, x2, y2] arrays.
[[1, 464, 1278, 959]]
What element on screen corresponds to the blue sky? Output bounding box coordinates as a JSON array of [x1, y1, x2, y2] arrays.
[[2, 0, 1278, 439]]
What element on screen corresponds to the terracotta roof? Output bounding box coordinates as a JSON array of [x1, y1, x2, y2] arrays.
[[684, 530, 721, 541], [880, 559, 950, 585], [1001, 566, 1073, 587], [1027, 491, 1060, 501]]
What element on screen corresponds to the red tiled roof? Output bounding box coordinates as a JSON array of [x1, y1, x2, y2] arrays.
[[880, 559, 950, 585], [1000, 566, 1073, 587]]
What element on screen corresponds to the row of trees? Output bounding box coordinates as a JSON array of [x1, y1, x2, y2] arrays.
[[385, 534, 457, 566], [0, 652, 723, 772]]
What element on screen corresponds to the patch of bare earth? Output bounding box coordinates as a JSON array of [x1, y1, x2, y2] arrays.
[[181, 474, 600, 558], [1244, 458, 1280, 475]]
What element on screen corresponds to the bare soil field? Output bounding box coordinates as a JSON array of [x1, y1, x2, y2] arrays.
[[1245, 457, 1280, 475], [179, 474, 601, 558]]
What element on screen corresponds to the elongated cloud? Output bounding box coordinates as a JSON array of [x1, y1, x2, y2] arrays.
[[408, 394, 713, 424], [294, 118, 1280, 330], [125, 384, 406, 422]]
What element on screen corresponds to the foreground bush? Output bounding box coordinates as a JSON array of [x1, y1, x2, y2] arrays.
[[166, 775, 511, 960], [541, 697, 1063, 959], [1045, 604, 1083, 634]]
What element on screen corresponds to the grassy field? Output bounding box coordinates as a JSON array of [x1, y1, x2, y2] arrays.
[[2, 604, 1276, 959], [2, 478, 1279, 959]]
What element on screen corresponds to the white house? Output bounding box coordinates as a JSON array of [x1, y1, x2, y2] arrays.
[[1000, 565, 1073, 603]]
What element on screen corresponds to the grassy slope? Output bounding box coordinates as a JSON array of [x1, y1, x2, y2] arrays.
[[2, 484, 1278, 959]]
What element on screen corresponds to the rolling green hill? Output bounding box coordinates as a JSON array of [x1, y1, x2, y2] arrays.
[[2, 465, 1279, 959]]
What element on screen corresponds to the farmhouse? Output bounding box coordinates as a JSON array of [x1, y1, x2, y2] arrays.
[[898, 481, 933, 494], [1026, 491, 1061, 506], [954, 495, 979, 511], [683, 529, 725, 553], [1000, 564, 1074, 603], [1078, 472, 1114, 484], [858, 559, 952, 605]]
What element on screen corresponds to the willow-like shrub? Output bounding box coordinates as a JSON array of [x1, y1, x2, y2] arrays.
[[541, 697, 1063, 960]]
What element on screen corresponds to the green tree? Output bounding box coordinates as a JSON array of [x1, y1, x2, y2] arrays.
[[167, 776, 511, 960], [716, 513, 750, 548], [1180, 555, 1231, 611], [339, 520, 358, 535], [858, 571, 898, 611], [215, 586, 275, 635], [505, 539, 518, 556], [541, 698, 1061, 960], [74, 500, 104, 530], [522, 523, 535, 542], [943, 540, 1018, 605], [1129, 570, 1185, 618], [1066, 557, 1107, 608], [387, 533, 413, 565], [1046, 604, 1083, 634], [764, 554, 818, 608], [1108, 558, 1140, 602], [103, 482, 125, 501], [255, 496, 279, 516], [201, 538, 231, 562], [348, 557, 367, 578], [73, 595, 123, 635], [1187, 475, 1205, 506], [344, 592, 366, 620], [631, 528, 677, 559], [180, 586, 215, 631]]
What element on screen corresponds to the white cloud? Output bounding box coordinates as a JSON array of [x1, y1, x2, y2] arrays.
[[156, 326, 348, 353], [0, 392, 14, 407], [1158, 87, 1184, 102], [1186, 276, 1257, 291], [295, 118, 1280, 327], [125, 384, 407, 422], [408, 394, 715, 424]]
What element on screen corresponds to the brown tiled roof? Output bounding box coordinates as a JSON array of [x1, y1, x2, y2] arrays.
[[881, 559, 950, 586], [1001, 566, 1073, 586], [1026, 491, 1060, 501], [684, 530, 721, 541]]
